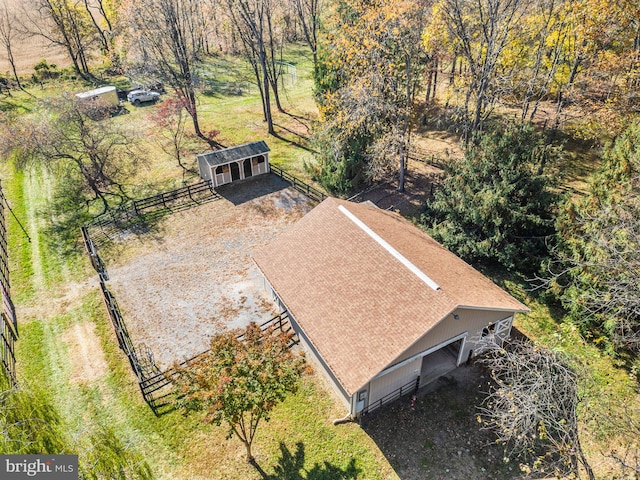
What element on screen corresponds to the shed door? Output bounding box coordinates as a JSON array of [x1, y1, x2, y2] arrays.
[[253, 155, 266, 174], [230, 162, 240, 181], [243, 158, 253, 178]]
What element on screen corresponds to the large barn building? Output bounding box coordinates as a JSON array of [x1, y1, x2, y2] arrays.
[[253, 198, 528, 419]]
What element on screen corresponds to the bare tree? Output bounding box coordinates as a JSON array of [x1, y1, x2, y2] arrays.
[[0, 5, 25, 92], [225, 0, 275, 134], [81, 0, 113, 54], [0, 97, 141, 215], [264, 2, 286, 113], [292, 0, 322, 72], [21, 0, 97, 80], [125, 0, 217, 144], [150, 97, 202, 178], [477, 339, 595, 479], [433, 0, 526, 139]]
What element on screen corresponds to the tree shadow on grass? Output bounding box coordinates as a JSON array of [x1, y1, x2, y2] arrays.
[[252, 442, 361, 480], [272, 128, 316, 153]]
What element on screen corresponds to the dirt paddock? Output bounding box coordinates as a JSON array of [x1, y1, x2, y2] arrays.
[[104, 175, 312, 368]]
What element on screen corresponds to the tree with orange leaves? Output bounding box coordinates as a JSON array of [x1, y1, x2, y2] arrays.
[[313, 0, 429, 193], [173, 322, 307, 463]]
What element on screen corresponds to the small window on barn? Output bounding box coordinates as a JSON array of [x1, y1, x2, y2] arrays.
[[221, 165, 230, 173], [256, 155, 265, 164], [482, 323, 496, 337], [215, 165, 224, 174]]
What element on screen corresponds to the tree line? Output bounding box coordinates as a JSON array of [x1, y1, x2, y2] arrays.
[[1, 2, 639, 474], [312, 0, 640, 193], [0, 0, 321, 141]]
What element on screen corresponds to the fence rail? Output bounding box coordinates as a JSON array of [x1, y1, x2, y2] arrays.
[[408, 147, 447, 170], [131, 181, 217, 215], [270, 165, 328, 203], [88, 180, 220, 244], [88, 169, 326, 245], [1, 320, 16, 387], [359, 377, 420, 418], [81, 226, 162, 410], [0, 181, 17, 387], [81, 227, 108, 282], [138, 310, 296, 412]]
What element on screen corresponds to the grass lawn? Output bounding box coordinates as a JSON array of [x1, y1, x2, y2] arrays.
[[0, 54, 384, 474]]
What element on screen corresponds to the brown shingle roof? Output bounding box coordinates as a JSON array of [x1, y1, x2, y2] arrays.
[[252, 198, 528, 396]]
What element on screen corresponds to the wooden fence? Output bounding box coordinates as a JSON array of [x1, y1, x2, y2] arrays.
[[138, 310, 296, 414], [88, 180, 220, 243], [79, 169, 321, 411], [359, 377, 420, 419], [81, 226, 165, 411], [81, 224, 297, 415], [270, 165, 328, 203], [408, 147, 447, 170], [88, 168, 328, 245], [131, 180, 219, 216]]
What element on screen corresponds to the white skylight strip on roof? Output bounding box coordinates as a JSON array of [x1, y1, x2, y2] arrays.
[[338, 205, 441, 291]]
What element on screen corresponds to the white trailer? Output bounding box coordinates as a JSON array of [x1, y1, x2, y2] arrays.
[[75, 86, 119, 107]]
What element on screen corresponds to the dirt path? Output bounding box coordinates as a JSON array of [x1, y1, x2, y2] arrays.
[[62, 321, 109, 384]]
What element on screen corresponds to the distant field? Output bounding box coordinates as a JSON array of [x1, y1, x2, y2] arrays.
[[0, 0, 70, 75]]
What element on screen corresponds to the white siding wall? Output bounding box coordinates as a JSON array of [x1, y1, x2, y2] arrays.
[[393, 309, 516, 365], [367, 357, 421, 410], [198, 157, 211, 181]]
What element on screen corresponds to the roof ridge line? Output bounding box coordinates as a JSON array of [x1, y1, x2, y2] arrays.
[[338, 205, 441, 291]]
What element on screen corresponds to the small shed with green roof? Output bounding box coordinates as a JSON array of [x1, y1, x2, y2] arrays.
[[197, 141, 270, 188]]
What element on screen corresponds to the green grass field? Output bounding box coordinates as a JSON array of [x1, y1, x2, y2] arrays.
[[5, 162, 396, 479]]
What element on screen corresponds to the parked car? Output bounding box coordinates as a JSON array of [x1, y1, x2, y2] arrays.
[[127, 89, 160, 105]]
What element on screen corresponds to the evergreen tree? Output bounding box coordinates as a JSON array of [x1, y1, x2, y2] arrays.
[[551, 120, 640, 353], [422, 122, 561, 272]]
